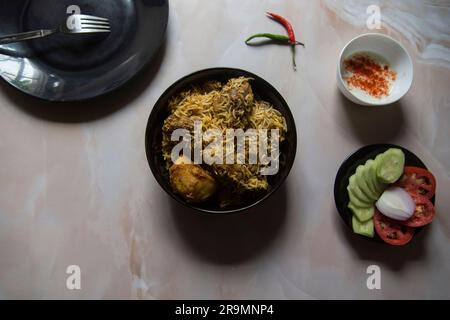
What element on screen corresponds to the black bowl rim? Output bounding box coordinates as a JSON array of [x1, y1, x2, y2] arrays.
[[334, 143, 433, 244], [145, 67, 297, 214]]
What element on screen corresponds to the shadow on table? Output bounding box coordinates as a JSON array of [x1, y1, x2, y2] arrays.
[[337, 90, 405, 144], [334, 212, 429, 271], [0, 38, 166, 123], [170, 184, 288, 265]]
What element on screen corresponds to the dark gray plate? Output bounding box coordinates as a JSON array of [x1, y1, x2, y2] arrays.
[[334, 144, 434, 243], [0, 0, 168, 101]]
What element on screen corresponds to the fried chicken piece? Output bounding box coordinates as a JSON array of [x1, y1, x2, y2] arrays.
[[225, 79, 253, 106], [201, 80, 222, 93], [169, 163, 217, 203], [212, 164, 268, 193], [220, 78, 254, 128], [163, 114, 194, 134]]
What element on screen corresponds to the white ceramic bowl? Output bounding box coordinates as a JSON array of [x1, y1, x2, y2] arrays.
[[337, 33, 413, 106]]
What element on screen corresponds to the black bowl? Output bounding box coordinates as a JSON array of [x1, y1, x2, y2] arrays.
[[145, 68, 297, 214], [334, 144, 434, 243]]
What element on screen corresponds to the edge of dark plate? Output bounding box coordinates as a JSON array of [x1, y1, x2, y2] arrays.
[[0, 0, 169, 102], [334, 143, 435, 244]]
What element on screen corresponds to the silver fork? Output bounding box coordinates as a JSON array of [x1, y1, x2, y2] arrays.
[[0, 14, 111, 45]]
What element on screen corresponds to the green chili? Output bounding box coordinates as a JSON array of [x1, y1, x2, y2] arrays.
[[291, 45, 297, 70], [245, 33, 304, 45]]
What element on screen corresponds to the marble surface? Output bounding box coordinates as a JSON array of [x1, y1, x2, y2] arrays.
[[1, 0, 450, 299]]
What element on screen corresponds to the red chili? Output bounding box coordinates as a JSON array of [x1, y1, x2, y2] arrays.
[[266, 12, 304, 70], [266, 12, 297, 45]]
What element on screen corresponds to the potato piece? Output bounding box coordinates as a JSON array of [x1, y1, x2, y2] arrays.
[[173, 155, 191, 165], [169, 163, 217, 203]]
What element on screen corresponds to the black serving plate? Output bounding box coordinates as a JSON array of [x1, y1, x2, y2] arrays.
[[0, 0, 168, 101], [334, 144, 434, 243], [145, 68, 297, 214]]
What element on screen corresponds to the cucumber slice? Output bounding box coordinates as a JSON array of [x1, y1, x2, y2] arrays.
[[348, 175, 372, 204], [355, 165, 378, 201], [366, 159, 385, 197], [348, 203, 374, 222], [352, 215, 374, 238], [348, 202, 375, 222], [347, 185, 372, 208], [375, 148, 405, 184], [363, 160, 381, 196]]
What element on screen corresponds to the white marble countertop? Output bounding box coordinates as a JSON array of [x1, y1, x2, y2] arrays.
[[1, 0, 449, 299]]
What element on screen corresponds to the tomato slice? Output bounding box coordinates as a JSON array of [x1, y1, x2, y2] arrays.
[[397, 166, 436, 199], [374, 209, 414, 246], [401, 193, 435, 227]]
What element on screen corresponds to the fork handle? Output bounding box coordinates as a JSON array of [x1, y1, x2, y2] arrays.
[[0, 29, 56, 45]]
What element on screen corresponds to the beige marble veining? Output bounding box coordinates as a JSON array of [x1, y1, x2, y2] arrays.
[[0, 0, 449, 299]]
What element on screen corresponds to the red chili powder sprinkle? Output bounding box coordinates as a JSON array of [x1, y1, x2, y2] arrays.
[[343, 54, 397, 98]]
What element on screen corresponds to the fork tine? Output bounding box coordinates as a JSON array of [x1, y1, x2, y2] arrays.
[[78, 14, 109, 22], [79, 29, 111, 33], [81, 25, 111, 30], [78, 14, 109, 21], [81, 20, 110, 26]]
